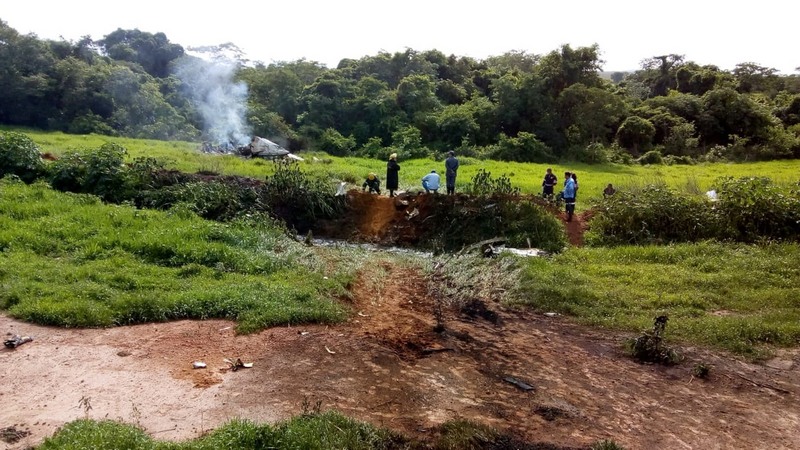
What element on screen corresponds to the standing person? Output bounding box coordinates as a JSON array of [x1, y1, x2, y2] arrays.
[[421, 170, 440, 194], [563, 172, 576, 222], [386, 153, 400, 197], [571, 173, 579, 198], [542, 168, 557, 198], [444, 151, 459, 195]]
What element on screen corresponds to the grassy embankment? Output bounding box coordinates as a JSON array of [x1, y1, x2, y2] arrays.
[[513, 243, 800, 358], [18, 128, 800, 209], [0, 179, 352, 332], [37, 413, 620, 449]]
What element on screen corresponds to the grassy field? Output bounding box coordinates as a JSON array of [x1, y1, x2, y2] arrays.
[[0, 179, 353, 332], [512, 243, 800, 357], [11, 128, 800, 209]]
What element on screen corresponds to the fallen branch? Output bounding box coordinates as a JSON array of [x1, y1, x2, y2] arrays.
[[736, 374, 791, 395]]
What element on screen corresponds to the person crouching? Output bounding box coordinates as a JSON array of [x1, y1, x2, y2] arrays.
[[362, 173, 381, 194], [422, 170, 440, 194]]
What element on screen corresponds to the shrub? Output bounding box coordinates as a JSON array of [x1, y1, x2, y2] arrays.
[[586, 185, 717, 246], [0, 131, 44, 182], [637, 149, 664, 165], [48, 152, 88, 193], [317, 128, 356, 156], [490, 132, 555, 163], [143, 180, 258, 222], [714, 176, 800, 242], [465, 169, 520, 196], [48, 143, 135, 202], [663, 154, 695, 165], [259, 160, 345, 231], [418, 196, 566, 253]]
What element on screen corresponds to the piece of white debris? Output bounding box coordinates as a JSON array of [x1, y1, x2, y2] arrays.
[[325, 346, 336, 354], [192, 361, 207, 369], [357, 312, 369, 317], [544, 312, 559, 317]]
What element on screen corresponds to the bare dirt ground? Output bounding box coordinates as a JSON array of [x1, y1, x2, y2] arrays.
[[2, 262, 799, 449]]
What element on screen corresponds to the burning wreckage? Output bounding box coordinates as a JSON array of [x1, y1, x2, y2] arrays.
[[201, 136, 304, 161]]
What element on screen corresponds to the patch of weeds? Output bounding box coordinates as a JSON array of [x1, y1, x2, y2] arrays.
[[591, 440, 626, 450], [627, 315, 681, 365], [693, 363, 711, 379]]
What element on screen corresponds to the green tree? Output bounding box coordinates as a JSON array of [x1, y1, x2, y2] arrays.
[[99, 28, 184, 78], [537, 44, 604, 96], [557, 83, 627, 146], [616, 116, 656, 155], [698, 87, 775, 146]]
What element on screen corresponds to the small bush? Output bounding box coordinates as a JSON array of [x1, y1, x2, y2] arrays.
[[49, 143, 136, 202], [465, 169, 520, 196], [490, 132, 555, 163], [627, 315, 681, 365], [0, 131, 44, 182], [638, 149, 664, 165], [260, 160, 345, 231], [693, 363, 711, 379]]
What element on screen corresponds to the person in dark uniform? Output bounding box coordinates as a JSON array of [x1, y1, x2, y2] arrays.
[[542, 168, 557, 198], [386, 153, 400, 197], [362, 173, 381, 194], [445, 151, 459, 195]]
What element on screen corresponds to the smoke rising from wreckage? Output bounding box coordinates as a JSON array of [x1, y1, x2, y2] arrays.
[[201, 136, 303, 161]]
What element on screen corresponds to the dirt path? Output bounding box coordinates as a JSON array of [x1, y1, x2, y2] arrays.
[[2, 264, 799, 449]]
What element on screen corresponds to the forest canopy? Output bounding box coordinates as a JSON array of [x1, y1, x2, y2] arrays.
[[1, 19, 799, 163]]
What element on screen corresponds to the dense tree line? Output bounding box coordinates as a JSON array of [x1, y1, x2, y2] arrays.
[[1, 20, 799, 162]]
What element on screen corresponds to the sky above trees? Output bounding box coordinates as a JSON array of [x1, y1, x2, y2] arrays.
[[3, 0, 798, 73]]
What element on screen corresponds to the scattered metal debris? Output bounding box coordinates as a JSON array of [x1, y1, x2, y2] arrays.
[[192, 361, 207, 369], [0, 426, 30, 444], [3, 335, 33, 349], [422, 346, 454, 355], [503, 376, 535, 391], [223, 358, 253, 371]]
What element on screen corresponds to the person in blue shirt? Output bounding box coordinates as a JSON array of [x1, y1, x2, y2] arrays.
[[421, 170, 441, 194], [563, 171, 576, 222]]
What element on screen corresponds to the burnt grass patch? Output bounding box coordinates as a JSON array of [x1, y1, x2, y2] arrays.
[[461, 298, 500, 324]]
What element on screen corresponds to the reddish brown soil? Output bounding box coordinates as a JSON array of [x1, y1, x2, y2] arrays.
[[2, 264, 799, 449], [562, 210, 593, 247]]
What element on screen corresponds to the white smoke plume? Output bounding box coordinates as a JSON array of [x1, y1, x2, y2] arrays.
[[174, 56, 251, 146]]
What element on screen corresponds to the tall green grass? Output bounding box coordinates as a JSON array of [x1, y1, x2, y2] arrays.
[[514, 243, 800, 357], [0, 179, 349, 332]]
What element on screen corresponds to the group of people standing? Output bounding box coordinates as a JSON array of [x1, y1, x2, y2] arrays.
[[542, 168, 579, 221], [363, 151, 460, 196]]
